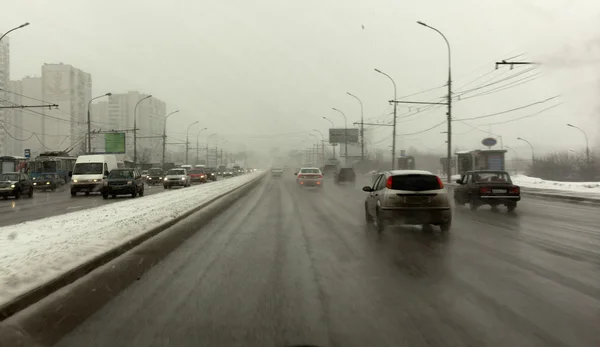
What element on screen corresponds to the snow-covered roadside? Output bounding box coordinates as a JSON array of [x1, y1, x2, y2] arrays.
[[0, 172, 262, 307], [450, 174, 600, 196]]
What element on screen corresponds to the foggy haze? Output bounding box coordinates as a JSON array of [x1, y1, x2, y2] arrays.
[[3, 0, 600, 160]]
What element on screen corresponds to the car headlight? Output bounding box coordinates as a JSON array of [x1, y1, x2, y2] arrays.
[[127, 181, 133, 185], [164, 177, 168, 181], [46, 182, 50, 185], [148, 177, 152, 180], [93, 179, 98, 182], [181, 177, 186, 181], [33, 182, 37, 186], [73, 179, 78, 183], [159, 177, 162, 179], [10, 184, 15, 188]]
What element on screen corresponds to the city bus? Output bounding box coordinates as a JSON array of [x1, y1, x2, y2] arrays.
[[31, 152, 77, 182]]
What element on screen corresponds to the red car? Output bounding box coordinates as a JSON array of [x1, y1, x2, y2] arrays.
[[188, 169, 207, 183]]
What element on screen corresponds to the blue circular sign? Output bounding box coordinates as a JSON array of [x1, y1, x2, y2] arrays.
[[481, 137, 497, 147]]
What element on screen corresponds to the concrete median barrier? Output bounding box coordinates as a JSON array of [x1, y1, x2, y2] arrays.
[[0, 173, 265, 346]]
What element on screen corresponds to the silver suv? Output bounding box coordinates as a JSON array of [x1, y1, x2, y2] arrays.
[[163, 168, 191, 189], [362, 170, 451, 233]]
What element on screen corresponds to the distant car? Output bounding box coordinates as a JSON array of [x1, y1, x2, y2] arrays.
[[232, 166, 243, 176], [33, 173, 65, 191], [163, 168, 191, 189], [295, 167, 324, 188], [222, 169, 234, 178], [102, 168, 145, 199], [204, 167, 218, 181], [271, 167, 284, 178], [454, 170, 520, 212], [334, 167, 356, 184], [322, 164, 338, 177], [216, 166, 227, 176], [189, 168, 207, 183], [0, 172, 34, 199], [141, 170, 148, 179], [145, 168, 164, 185], [363, 170, 451, 233]]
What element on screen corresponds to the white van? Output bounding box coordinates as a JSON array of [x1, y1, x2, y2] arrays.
[[181, 164, 193, 170], [70, 154, 118, 196]]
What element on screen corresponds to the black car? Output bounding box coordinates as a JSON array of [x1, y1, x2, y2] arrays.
[[145, 168, 164, 185], [0, 172, 34, 199], [334, 167, 356, 184], [33, 173, 65, 191], [101, 168, 145, 199], [454, 170, 520, 211], [204, 167, 218, 181]]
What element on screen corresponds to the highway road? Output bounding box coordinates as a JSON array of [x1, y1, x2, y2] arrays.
[[55, 175, 600, 347], [0, 183, 169, 228]]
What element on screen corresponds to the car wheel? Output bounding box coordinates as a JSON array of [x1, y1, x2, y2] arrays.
[[28, 187, 34, 198], [469, 197, 478, 211], [112, 194, 117, 198], [139, 187, 144, 197], [164, 185, 168, 190], [507, 203, 517, 212], [375, 208, 385, 233], [85, 192, 90, 196], [51, 186, 56, 192], [71, 190, 76, 197], [14, 190, 21, 200], [440, 221, 451, 233], [364, 203, 373, 223], [490, 205, 499, 212], [131, 190, 137, 198], [102, 193, 108, 199]]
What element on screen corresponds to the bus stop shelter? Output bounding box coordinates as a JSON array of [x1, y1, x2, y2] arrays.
[[455, 149, 507, 176]]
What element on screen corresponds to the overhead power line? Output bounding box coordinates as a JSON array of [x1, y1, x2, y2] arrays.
[[456, 96, 560, 121]]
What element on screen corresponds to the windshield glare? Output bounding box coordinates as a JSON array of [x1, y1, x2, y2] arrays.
[[109, 170, 134, 179], [0, 174, 19, 181], [73, 163, 103, 175], [148, 169, 162, 175], [473, 172, 511, 183]]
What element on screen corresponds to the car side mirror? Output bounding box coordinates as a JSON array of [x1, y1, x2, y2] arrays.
[[456, 179, 462, 184], [362, 186, 373, 192], [68, 171, 72, 177], [294, 173, 297, 175], [104, 171, 110, 176]]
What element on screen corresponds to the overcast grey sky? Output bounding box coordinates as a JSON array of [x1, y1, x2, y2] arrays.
[[3, 0, 600, 157]]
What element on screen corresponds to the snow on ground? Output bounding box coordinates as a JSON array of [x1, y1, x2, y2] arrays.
[[0, 172, 263, 307], [450, 174, 600, 195]]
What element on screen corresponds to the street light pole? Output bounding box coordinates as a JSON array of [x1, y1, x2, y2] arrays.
[[567, 123, 590, 164], [133, 94, 152, 165], [87, 92, 111, 153], [332, 108, 348, 165], [162, 110, 180, 171], [206, 133, 217, 166], [312, 129, 325, 165], [0, 22, 30, 42], [322, 117, 336, 160], [417, 21, 452, 182], [195, 128, 208, 164], [504, 145, 519, 175], [185, 121, 199, 164], [517, 137, 535, 162], [347, 92, 364, 160], [374, 69, 397, 170]]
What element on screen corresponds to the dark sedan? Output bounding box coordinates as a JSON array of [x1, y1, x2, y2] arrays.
[[102, 169, 145, 199], [32, 173, 65, 191], [454, 170, 520, 212]]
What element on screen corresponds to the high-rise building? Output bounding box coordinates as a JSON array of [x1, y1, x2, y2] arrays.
[[98, 92, 166, 163], [0, 37, 10, 155], [41, 63, 92, 153]]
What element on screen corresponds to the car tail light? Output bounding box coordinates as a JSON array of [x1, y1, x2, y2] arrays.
[[298, 175, 304, 179], [480, 187, 492, 194], [318, 175, 323, 178], [509, 186, 520, 194], [386, 176, 393, 189], [436, 176, 444, 189]]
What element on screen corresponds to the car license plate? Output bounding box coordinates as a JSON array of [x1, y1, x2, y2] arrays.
[[405, 196, 429, 204], [492, 189, 507, 194]]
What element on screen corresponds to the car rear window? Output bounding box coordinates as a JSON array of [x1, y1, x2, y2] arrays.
[[300, 169, 320, 174], [391, 174, 441, 191]]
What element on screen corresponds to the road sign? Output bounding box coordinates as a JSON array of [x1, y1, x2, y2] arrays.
[[400, 149, 406, 157], [24, 149, 30, 158], [482, 137, 497, 147], [104, 133, 126, 153], [329, 128, 359, 144]]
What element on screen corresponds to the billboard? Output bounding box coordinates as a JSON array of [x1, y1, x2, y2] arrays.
[[104, 133, 126, 154], [329, 128, 359, 144]]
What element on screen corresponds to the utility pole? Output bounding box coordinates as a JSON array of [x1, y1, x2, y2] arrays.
[[417, 21, 453, 182], [185, 121, 199, 165], [206, 133, 216, 167], [87, 93, 111, 154]]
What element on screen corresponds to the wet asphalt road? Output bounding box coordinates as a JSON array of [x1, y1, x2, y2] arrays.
[[0, 183, 197, 228], [55, 175, 600, 347]]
